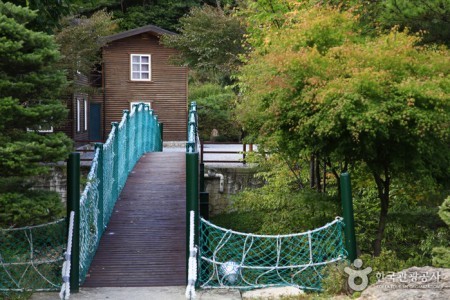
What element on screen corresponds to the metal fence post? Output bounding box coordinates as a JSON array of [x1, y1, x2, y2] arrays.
[[159, 122, 164, 150], [95, 143, 104, 234], [186, 152, 199, 282], [112, 122, 119, 199], [340, 172, 357, 262], [123, 110, 130, 173], [67, 152, 80, 293], [144, 104, 149, 152], [138, 103, 142, 156]]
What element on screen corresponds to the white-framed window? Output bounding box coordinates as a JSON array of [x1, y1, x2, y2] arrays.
[[130, 54, 151, 81], [84, 99, 88, 131], [76, 98, 81, 132], [130, 101, 152, 111]]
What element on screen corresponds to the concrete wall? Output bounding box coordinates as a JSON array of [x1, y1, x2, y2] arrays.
[[32, 164, 91, 204], [203, 166, 261, 216]]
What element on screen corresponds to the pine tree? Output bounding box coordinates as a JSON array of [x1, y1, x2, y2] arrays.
[[0, 2, 72, 227]]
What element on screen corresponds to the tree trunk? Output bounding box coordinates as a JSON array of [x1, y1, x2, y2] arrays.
[[372, 167, 390, 257], [326, 158, 341, 198], [310, 155, 316, 188], [315, 156, 321, 192]]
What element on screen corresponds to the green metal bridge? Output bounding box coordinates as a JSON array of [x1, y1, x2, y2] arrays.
[[1, 102, 356, 298]]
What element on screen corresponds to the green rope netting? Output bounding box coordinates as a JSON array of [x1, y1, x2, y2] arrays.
[[0, 220, 66, 292], [79, 103, 162, 284], [199, 217, 346, 291]]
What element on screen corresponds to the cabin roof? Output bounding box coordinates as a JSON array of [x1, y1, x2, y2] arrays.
[[104, 24, 175, 43]]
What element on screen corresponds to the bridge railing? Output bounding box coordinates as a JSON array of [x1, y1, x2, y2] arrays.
[[184, 102, 357, 295], [66, 103, 162, 293], [186, 102, 200, 297]]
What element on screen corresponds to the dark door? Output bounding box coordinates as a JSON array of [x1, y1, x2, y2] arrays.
[[89, 103, 101, 141]]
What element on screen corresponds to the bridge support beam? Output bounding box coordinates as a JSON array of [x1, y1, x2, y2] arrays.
[[340, 172, 357, 262], [67, 152, 80, 293]]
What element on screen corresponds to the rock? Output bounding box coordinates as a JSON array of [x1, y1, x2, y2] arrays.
[[242, 286, 304, 299], [359, 266, 450, 300]]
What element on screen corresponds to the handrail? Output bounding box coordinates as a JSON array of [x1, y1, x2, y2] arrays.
[[200, 142, 254, 164], [66, 102, 163, 292], [185, 102, 200, 293]]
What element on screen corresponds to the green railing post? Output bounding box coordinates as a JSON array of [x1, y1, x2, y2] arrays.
[[123, 110, 130, 173], [144, 104, 149, 152], [133, 104, 139, 160], [95, 143, 104, 234], [138, 103, 142, 156], [340, 172, 357, 262], [159, 122, 164, 149], [149, 110, 154, 151], [67, 152, 80, 293], [154, 114, 160, 151], [112, 122, 119, 199], [186, 151, 199, 281]]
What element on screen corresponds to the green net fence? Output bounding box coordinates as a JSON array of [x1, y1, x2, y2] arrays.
[[0, 220, 66, 292], [198, 217, 347, 291], [79, 103, 162, 284]]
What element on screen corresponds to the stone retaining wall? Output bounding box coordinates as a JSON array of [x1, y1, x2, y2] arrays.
[[203, 166, 260, 216]]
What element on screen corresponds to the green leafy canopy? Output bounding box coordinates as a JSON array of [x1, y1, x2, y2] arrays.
[[237, 6, 450, 255], [0, 2, 71, 227]]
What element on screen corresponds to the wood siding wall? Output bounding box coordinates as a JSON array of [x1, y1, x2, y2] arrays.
[[102, 34, 188, 141]]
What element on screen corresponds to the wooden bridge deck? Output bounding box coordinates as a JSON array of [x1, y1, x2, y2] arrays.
[[82, 152, 186, 287]]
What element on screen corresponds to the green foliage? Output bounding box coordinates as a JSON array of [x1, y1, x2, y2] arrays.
[[432, 196, 450, 267], [432, 247, 450, 268], [320, 260, 350, 296], [438, 196, 450, 226], [210, 211, 264, 233], [0, 2, 71, 227], [238, 0, 293, 47], [115, 1, 194, 32], [189, 83, 241, 141], [360, 250, 406, 285], [314, 0, 450, 46], [162, 5, 247, 84], [350, 166, 449, 263], [237, 5, 450, 254], [0, 191, 64, 228], [55, 10, 118, 78], [379, 0, 450, 45], [0, 291, 32, 300], [6, 0, 71, 32], [232, 154, 340, 234]]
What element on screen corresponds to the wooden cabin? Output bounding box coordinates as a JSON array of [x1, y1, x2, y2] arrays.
[[60, 25, 188, 143], [92, 25, 188, 141]]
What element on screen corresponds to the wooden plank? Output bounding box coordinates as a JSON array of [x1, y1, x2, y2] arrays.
[[82, 152, 186, 287]]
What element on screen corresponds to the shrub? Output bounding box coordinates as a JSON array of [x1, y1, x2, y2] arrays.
[[0, 191, 64, 228], [189, 83, 241, 142], [432, 196, 450, 267]]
